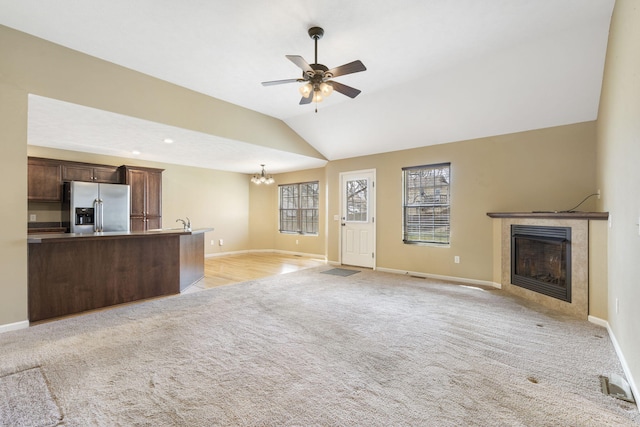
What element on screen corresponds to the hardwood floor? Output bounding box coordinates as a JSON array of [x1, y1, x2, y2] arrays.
[[183, 252, 326, 294]]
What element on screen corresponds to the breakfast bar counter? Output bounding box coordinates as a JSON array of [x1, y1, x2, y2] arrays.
[[28, 228, 212, 322]]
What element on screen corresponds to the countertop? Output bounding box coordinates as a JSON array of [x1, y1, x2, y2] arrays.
[[28, 228, 214, 243]]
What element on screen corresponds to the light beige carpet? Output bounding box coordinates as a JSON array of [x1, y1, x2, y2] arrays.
[[0, 267, 638, 426], [0, 366, 62, 426]]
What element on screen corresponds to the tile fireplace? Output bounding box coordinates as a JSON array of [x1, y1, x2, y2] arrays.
[[487, 211, 608, 319]]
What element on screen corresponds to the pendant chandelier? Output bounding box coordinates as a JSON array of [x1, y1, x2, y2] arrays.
[[251, 164, 275, 185]]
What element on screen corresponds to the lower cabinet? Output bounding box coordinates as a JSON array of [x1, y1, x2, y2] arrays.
[[28, 232, 207, 322], [130, 216, 162, 231], [28, 235, 181, 322], [147, 216, 162, 230]]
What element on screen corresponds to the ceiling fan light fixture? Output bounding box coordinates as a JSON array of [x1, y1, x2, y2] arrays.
[[320, 82, 333, 97], [299, 83, 312, 97], [261, 26, 366, 109], [312, 91, 323, 103]]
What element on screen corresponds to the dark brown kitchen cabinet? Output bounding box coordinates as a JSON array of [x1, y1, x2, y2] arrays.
[[28, 157, 62, 202], [120, 166, 163, 231], [28, 233, 182, 322], [62, 163, 120, 183]]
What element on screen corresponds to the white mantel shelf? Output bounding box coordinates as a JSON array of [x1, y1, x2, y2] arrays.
[[487, 212, 608, 220]]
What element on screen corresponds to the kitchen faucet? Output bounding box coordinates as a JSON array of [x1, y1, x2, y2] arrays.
[[176, 217, 191, 231]]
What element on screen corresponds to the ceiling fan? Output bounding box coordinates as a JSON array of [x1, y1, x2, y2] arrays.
[[261, 27, 367, 107]]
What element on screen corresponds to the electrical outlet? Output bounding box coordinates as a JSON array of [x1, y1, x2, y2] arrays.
[[219, 239, 224, 246], [454, 256, 460, 264], [210, 240, 214, 246], [597, 189, 601, 199], [29, 214, 36, 222], [296, 239, 299, 245]]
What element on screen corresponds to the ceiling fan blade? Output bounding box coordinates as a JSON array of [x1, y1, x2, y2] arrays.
[[261, 78, 302, 86], [328, 81, 362, 98], [286, 55, 314, 74], [327, 60, 366, 78], [299, 93, 313, 105]]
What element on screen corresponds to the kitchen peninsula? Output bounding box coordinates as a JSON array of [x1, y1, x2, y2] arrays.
[[28, 228, 212, 322]]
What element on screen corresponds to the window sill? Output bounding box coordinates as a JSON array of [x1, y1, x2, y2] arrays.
[[403, 241, 450, 248]]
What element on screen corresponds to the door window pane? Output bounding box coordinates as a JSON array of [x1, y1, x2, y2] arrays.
[[346, 179, 368, 222]]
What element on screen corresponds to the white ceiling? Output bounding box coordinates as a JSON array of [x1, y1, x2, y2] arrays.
[[26, 95, 328, 174], [1, 0, 615, 173]]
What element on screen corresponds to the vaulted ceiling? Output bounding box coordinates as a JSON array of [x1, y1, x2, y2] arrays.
[[0, 0, 614, 173]]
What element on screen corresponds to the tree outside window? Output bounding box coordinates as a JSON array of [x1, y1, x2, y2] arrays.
[[402, 163, 451, 244], [279, 182, 319, 235]]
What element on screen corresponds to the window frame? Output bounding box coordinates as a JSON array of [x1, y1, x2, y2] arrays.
[[402, 162, 451, 246], [278, 181, 320, 235]]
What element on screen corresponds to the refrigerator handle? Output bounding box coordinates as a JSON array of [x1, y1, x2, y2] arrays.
[[99, 199, 104, 232], [93, 199, 100, 232], [94, 199, 100, 232]]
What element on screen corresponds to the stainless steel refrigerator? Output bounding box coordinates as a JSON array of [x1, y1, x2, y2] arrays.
[[65, 181, 130, 233]]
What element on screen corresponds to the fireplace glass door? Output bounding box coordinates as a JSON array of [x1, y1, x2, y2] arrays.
[[511, 225, 571, 302]]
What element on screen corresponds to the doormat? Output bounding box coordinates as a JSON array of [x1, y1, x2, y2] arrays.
[[0, 366, 63, 427], [321, 268, 360, 277]]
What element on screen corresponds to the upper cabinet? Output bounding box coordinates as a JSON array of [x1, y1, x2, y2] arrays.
[[62, 163, 120, 184], [28, 157, 62, 202], [120, 165, 164, 231], [27, 159, 163, 231], [28, 157, 126, 202]]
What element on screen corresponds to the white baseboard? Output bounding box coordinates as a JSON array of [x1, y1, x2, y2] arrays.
[[587, 315, 608, 328], [588, 316, 639, 411], [205, 249, 250, 258], [605, 321, 639, 410], [0, 320, 29, 334], [376, 267, 502, 289], [206, 249, 326, 261], [272, 249, 326, 260]]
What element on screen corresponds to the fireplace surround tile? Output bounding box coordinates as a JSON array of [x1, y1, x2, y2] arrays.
[[500, 218, 588, 318]]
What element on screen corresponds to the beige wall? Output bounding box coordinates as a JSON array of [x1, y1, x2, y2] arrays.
[[596, 0, 640, 395], [249, 168, 326, 257], [589, 220, 608, 320], [0, 25, 322, 326], [0, 83, 29, 325], [326, 122, 598, 282]]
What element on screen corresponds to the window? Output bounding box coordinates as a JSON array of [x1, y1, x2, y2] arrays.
[[279, 181, 319, 235], [402, 163, 450, 245]]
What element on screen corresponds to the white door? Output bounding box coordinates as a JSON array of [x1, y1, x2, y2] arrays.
[[340, 170, 375, 268]]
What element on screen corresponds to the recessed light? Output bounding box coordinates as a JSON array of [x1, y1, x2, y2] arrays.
[[163, 138, 174, 144], [132, 150, 141, 155]]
